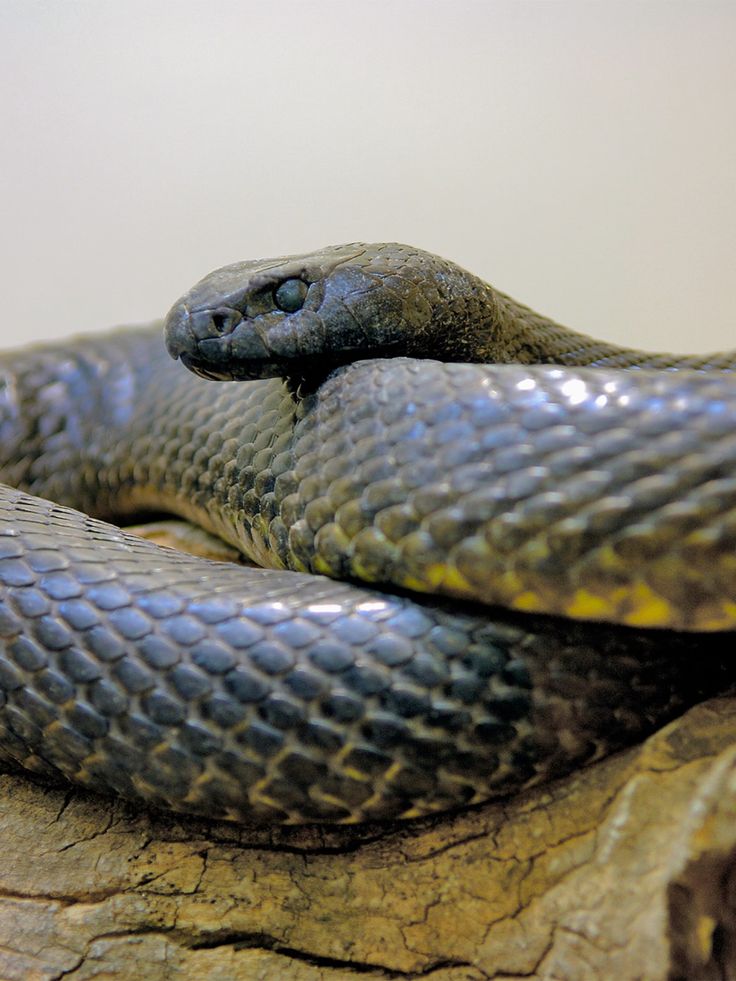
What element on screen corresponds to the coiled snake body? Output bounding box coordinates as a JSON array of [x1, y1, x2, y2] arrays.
[[0, 243, 734, 823]]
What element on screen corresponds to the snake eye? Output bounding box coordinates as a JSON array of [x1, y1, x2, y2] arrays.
[[274, 278, 308, 313]]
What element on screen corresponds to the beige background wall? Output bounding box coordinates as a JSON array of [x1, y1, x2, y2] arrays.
[[0, 1, 733, 352]]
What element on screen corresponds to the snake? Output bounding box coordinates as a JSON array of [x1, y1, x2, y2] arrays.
[[0, 242, 734, 824]]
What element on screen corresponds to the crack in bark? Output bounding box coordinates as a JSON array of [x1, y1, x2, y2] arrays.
[[49, 789, 77, 826], [56, 811, 115, 852], [185, 930, 473, 978], [50, 924, 474, 979], [399, 828, 495, 864], [0, 885, 121, 906]]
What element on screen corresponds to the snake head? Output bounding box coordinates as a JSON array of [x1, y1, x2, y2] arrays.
[[163, 243, 439, 382]]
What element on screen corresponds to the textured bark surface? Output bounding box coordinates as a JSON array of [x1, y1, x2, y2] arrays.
[[1, 697, 735, 981]]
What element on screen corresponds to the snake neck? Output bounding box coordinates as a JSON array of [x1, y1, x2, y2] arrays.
[[371, 245, 728, 370]]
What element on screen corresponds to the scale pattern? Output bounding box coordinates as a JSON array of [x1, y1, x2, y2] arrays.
[[0, 241, 734, 822], [0, 487, 731, 822]]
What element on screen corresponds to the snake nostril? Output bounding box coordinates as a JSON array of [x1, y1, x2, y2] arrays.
[[187, 308, 241, 341], [211, 312, 229, 335], [208, 308, 242, 338]]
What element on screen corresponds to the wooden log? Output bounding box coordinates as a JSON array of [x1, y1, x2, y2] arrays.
[[1, 696, 735, 980]]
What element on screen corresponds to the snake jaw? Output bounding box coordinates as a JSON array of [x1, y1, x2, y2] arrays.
[[163, 244, 428, 381], [179, 351, 288, 382], [178, 353, 228, 381]]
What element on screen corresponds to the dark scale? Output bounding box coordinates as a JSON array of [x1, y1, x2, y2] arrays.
[[0, 241, 734, 822]]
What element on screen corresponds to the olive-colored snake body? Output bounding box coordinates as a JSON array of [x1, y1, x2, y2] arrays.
[[0, 243, 734, 823]]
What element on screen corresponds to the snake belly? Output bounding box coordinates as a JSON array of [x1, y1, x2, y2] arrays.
[[0, 246, 733, 823]]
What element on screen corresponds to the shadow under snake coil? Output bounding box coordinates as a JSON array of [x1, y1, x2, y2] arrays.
[[0, 242, 734, 823]]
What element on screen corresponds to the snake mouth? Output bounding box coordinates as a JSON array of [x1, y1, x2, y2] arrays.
[[179, 340, 412, 385], [179, 352, 286, 382], [178, 353, 227, 381]]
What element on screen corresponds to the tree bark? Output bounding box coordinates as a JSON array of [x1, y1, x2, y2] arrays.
[[1, 696, 735, 980]]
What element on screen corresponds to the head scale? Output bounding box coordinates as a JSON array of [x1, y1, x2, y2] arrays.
[[164, 243, 433, 382]]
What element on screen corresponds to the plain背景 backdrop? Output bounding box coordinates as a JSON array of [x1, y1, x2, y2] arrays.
[[0, 1, 734, 353]]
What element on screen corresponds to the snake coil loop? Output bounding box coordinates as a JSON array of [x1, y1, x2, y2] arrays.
[[0, 243, 734, 823]]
